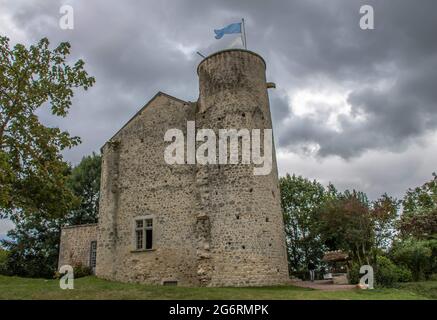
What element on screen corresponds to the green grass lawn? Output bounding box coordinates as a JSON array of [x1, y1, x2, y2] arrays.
[[0, 275, 436, 300]]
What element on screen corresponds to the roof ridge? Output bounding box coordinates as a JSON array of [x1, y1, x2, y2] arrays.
[[100, 91, 187, 151]]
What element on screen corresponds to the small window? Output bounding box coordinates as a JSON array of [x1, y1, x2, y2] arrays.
[[89, 241, 97, 269], [134, 217, 153, 250], [136, 229, 143, 249]]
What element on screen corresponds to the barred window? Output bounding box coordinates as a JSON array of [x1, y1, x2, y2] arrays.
[[134, 217, 153, 250], [89, 241, 97, 268]]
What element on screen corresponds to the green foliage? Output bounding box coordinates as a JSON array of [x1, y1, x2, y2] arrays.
[[1, 153, 101, 278], [1, 214, 62, 278], [72, 263, 93, 278], [403, 173, 437, 215], [396, 265, 414, 283], [348, 261, 361, 284], [400, 173, 437, 240], [390, 238, 437, 281], [399, 209, 437, 240], [0, 248, 9, 275], [318, 191, 375, 265], [280, 171, 436, 285], [371, 194, 400, 249], [375, 256, 413, 287], [0, 36, 95, 220], [53, 262, 92, 279], [318, 191, 399, 267], [348, 256, 413, 287], [66, 153, 101, 225], [280, 174, 400, 273], [280, 174, 327, 272]]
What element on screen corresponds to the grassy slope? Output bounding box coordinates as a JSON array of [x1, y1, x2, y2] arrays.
[[0, 275, 435, 300]]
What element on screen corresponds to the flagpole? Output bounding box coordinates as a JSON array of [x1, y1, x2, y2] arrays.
[[242, 18, 247, 49]]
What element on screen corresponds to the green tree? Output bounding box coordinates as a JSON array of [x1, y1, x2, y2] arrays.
[[371, 194, 400, 250], [280, 174, 327, 272], [399, 173, 437, 240], [0, 36, 95, 220], [390, 238, 437, 281], [318, 190, 399, 267], [403, 173, 437, 215], [1, 213, 62, 278], [1, 153, 101, 277], [318, 191, 374, 266], [66, 153, 101, 225]]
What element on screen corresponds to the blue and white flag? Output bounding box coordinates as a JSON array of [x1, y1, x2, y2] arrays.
[[214, 22, 242, 39]]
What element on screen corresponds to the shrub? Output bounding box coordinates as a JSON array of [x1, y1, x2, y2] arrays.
[[54, 263, 92, 279], [0, 249, 9, 275], [72, 263, 93, 278], [291, 269, 309, 281], [348, 262, 361, 284], [394, 265, 413, 283], [375, 256, 399, 287], [390, 238, 437, 281], [348, 256, 413, 287]]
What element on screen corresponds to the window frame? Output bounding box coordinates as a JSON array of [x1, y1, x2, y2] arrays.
[[89, 240, 97, 269], [133, 215, 154, 251]]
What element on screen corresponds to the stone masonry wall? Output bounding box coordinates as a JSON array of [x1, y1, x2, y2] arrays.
[[96, 93, 200, 286], [58, 224, 97, 270], [95, 49, 290, 287], [196, 50, 289, 286]]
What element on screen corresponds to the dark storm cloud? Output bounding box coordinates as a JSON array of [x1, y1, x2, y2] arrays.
[[2, 0, 437, 161], [0, 0, 436, 236], [251, 0, 437, 159]]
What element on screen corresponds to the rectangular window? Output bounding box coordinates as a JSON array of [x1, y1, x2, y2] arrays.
[[136, 229, 143, 250], [145, 229, 153, 249], [134, 217, 153, 250], [89, 241, 97, 269]]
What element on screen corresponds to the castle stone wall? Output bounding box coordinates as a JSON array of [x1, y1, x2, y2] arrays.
[[58, 224, 97, 270], [196, 50, 289, 286], [96, 93, 200, 286], [93, 49, 289, 287]]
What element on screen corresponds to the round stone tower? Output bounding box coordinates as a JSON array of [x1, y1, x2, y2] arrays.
[[195, 49, 289, 286]]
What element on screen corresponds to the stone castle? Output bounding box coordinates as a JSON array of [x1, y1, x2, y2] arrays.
[[58, 49, 289, 286]]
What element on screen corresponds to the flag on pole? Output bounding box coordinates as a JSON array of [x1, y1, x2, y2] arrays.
[[214, 22, 242, 39]]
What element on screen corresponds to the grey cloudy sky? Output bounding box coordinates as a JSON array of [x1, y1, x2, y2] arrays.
[[1, 0, 436, 236]]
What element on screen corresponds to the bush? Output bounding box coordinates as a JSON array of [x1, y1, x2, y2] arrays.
[[375, 256, 399, 287], [53, 263, 92, 279], [73, 263, 93, 278], [376, 256, 414, 286], [394, 265, 413, 283], [0, 249, 9, 275], [390, 238, 437, 281], [348, 256, 413, 287], [291, 269, 309, 281], [348, 262, 361, 284], [291, 268, 324, 281]]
